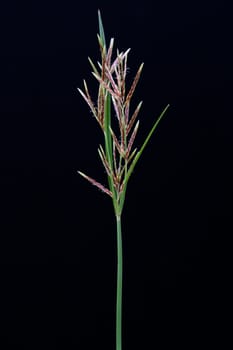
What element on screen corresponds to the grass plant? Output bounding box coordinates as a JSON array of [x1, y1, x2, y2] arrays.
[[78, 10, 169, 350]]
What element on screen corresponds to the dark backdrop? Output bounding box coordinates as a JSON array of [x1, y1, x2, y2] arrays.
[[0, 0, 232, 349]]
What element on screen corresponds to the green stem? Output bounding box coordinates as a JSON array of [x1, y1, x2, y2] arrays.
[[116, 214, 123, 350]]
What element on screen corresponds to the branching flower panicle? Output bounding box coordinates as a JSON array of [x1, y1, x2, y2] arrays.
[[77, 11, 170, 350], [78, 14, 170, 216]]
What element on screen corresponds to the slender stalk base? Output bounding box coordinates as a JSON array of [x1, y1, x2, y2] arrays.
[[116, 215, 123, 350]]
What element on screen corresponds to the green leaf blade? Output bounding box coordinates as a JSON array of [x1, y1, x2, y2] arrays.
[[124, 104, 170, 186], [98, 10, 106, 47]]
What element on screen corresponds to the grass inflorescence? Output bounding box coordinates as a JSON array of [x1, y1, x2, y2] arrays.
[[78, 10, 169, 350]]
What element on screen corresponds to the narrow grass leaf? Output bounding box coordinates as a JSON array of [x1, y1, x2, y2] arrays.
[[104, 92, 116, 199], [124, 104, 170, 186], [98, 10, 106, 47]]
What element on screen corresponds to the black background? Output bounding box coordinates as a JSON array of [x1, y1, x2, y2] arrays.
[[0, 0, 232, 349]]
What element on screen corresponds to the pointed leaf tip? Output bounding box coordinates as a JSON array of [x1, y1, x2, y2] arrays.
[[123, 103, 170, 186], [98, 10, 106, 47]]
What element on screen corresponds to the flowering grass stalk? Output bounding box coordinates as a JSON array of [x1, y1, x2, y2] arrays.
[[78, 10, 169, 350]]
